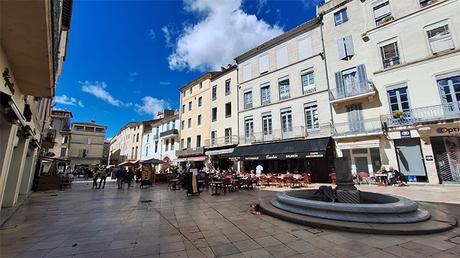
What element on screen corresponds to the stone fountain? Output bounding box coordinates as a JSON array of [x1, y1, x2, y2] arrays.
[[258, 158, 457, 235]]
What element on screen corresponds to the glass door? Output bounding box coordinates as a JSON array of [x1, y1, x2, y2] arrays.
[[438, 75, 460, 117]]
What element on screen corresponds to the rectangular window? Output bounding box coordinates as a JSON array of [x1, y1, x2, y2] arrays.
[[182, 104, 185, 113], [426, 22, 454, 54], [189, 87, 193, 94], [334, 9, 348, 26], [199, 82, 203, 88], [419, 0, 435, 7], [225, 79, 231, 95], [260, 84, 271, 105], [304, 104, 319, 131], [276, 46, 288, 69], [181, 120, 184, 130], [146, 146, 149, 156], [347, 104, 364, 133], [212, 85, 217, 101], [373, 1, 392, 26], [155, 141, 158, 153], [188, 118, 191, 128], [211, 131, 217, 145], [136, 133, 139, 143], [244, 91, 253, 109], [212, 107, 217, 122], [244, 117, 254, 142], [301, 71, 315, 94], [196, 135, 201, 147], [335, 65, 369, 98], [147, 134, 149, 142], [60, 147, 66, 157], [380, 40, 400, 68], [181, 139, 184, 149], [387, 86, 411, 114], [243, 62, 252, 81], [298, 36, 312, 60], [259, 54, 269, 74], [262, 113, 272, 138], [281, 109, 293, 133], [225, 128, 232, 144], [187, 137, 191, 148], [338, 35, 354, 60], [225, 103, 231, 117], [188, 101, 192, 111], [198, 96, 203, 107], [197, 114, 202, 125], [165, 139, 169, 151], [135, 147, 138, 160], [171, 139, 175, 150], [278, 78, 290, 100]]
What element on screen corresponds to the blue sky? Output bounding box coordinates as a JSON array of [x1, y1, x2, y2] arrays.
[[54, 0, 321, 138]]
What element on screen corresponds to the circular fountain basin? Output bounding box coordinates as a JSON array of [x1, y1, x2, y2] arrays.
[[271, 190, 430, 224]]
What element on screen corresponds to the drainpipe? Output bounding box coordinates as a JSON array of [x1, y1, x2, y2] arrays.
[[235, 65, 241, 174]]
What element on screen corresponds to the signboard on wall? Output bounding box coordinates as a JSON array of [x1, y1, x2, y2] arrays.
[[400, 130, 411, 138]]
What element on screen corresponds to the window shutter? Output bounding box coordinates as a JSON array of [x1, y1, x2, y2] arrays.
[[259, 54, 269, 74], [298, 36, 312, 60], [344, 35, 354, 57], [374, 3, 390, 20], [337, 38, 346, 59], [276, 46, 288, 69], [356, 64, 368, 91], [335, 71, 345, 98], [243, 62, 252, 81]]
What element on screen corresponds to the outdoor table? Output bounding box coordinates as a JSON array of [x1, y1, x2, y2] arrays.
[[170, 179, 180, 190], [211, 181, 223, 196]]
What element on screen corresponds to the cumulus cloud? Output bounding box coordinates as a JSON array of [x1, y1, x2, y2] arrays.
[[53, 94, 84, 107], [167, 0, 284, 71], [80, 81, 132, 107], [162, 26, 174, 47], [135, 96, 171, 118]]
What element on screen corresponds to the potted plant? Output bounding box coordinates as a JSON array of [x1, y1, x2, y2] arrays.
[[392, 111, 405, 118]]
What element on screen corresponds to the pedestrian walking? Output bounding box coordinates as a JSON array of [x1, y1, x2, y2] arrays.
[[116, 167, 126, 189], [98, 167, 108, 189], [126, 169, 134, 188], [92, 169, 99, 189]]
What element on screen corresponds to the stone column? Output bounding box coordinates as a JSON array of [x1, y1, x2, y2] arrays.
[[0, 123, 19, 210], [2, 136, 30, 208], [419, 137, 440, 184]]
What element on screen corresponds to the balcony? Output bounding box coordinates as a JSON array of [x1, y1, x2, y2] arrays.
[[41, 129, 57, 149], [160, 129, 178, 138], [329, 80, 376, 105], [383, 102, 460, 128], [333, 118, 383, 137], [205, 136, 239, 148], [176, 147, 205, 156], [242, 124, 331, 144]]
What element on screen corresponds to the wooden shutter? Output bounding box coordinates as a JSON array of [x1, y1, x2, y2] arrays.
[[357, 64, 368, 91], [335, 71, 345, 98], [298, 36, 312, 60], [344, 35, 354, 57], [337, 38, 346, 59]]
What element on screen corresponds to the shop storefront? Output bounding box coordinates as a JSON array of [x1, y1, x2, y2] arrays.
[[230, 138, 334, 183], [205, 148, 236, 171], [336, 139, 382, 174], [428, 124, 460, 183]]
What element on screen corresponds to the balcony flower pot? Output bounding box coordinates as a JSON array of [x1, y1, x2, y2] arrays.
[[392, 111, 405, 118]]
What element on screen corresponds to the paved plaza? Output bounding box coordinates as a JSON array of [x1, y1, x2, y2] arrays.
[[1, 182, 460, 258]]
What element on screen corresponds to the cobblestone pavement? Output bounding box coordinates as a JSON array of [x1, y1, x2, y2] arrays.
[[0, 182, 459, 258]]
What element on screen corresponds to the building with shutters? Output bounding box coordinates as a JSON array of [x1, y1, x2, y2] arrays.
[[68, 122, 107, 170], [232, 18, 334, 182], [319, 0, 460, 183], [108, 121, 144, 165]]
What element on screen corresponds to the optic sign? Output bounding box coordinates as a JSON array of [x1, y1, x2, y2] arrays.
[[435, 126, 460, 135], [400, 130, 411, 138]]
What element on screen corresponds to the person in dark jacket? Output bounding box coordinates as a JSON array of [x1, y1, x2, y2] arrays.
[[116, 167, 126, 189], [126, 169, 134, 188]]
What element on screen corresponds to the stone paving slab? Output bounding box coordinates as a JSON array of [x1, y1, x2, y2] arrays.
[[0, 181, 459, 258]]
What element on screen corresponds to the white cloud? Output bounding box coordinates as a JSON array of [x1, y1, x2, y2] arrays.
[[256, 0, 268, 15], [162, 26, 174, 47], [135, 96, 171, 118], [167, 0, 284, 71], [80, 81, 132, 107], [53, 94, 84, 107]]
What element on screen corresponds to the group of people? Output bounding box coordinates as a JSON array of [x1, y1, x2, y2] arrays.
[[374, 166, 408, 186], [92, 166, 109, 189], [115, 167, 135, 189]]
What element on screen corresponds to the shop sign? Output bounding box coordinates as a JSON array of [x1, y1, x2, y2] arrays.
[[305, 152, 324, 158], [425, 155, 434, 161], [229, 157, 239, 161], [435, 126, 460, 135], [265, 154, 278, 159], [245, 156, 259, 161], [400, 130, 411, 138], [285, 154, 299, 159]]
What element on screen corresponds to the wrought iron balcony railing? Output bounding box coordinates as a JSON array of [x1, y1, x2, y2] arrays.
[[205, 135, 239, 148], [160, 129, 179, 138], [333, 118, 383, 137], [329, 80, 376, 102], [384, 102, 460, 128], [241, 124, 331, 144]]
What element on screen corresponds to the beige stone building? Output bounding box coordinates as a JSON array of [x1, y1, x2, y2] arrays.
[[319, 0, 460, 183], [108, 121, 143, 165], [206, 66, 240, 170], [43, 109, 73, 172], [0, 0, 72, 216], [69, 122, 107, 170], [177, 72, 219, 170], [231, 19, 334, 181]]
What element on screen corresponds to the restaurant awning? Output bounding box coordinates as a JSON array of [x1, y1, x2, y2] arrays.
[[175, 156, 207, 163], [205, 148, 234, 156], [141, 158, 163, 164], [230, 137, 331, 161]]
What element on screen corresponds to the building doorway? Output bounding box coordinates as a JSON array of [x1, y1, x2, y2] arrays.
[[394, 138, 427, 182]]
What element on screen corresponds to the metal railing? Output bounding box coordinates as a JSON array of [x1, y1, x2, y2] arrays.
[[333, 118, 383, 137], [205, 135, 239, 147], [176, 147, 205, 156], [384, 102, 460, 128], [241, 124, 332, 144], [329, 80, 376, 101], [160, 129, 178, 138]]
